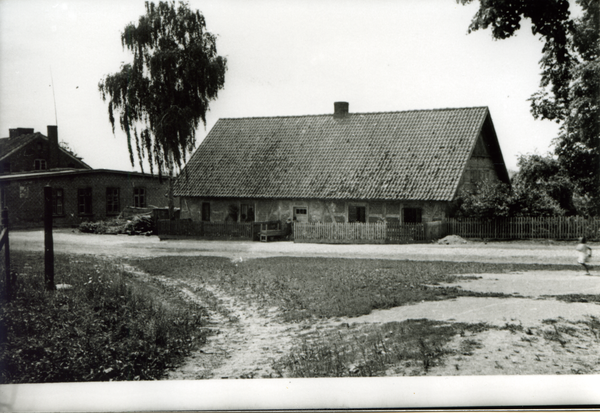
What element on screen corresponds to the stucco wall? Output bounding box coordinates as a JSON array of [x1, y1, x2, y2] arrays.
[[180, 197, 448, 224]]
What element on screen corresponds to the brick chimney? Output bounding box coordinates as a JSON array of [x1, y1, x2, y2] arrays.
[[8, 128, 34, 138], [47, 125, 59, 169], [333, 102, 349, 119]]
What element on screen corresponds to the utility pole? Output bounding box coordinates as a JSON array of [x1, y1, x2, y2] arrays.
[[44, 186, 55, 291]]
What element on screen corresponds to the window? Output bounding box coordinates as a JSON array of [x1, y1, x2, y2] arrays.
[[201, 202, 211, 222], [240, 203, 255, 222], [106, 187, 120, 215], [78, 188, 92, 215], [133, 187, 146, 208], [348, 205, 366, 223], [403, 208, 422, 223], [227, 204, 239, 221], [52, 188, 64, 216], [34, 159, 47, 170], [293, 207, 308, 223]]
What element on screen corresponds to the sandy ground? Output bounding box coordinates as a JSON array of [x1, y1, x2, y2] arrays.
[[9, 228, 600, 264], [348, 271, 600, 375], [10, 229, 600, 377]]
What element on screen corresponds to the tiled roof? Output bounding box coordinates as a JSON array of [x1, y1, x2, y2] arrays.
[[174, 106, 492, 201]]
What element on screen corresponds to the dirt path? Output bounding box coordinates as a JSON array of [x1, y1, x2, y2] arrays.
[[121, 263, 325, 379], [10, 229, 599, 265], [167, 281, 296, 380]]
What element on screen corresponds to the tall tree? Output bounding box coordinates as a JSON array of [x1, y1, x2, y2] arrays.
[[459, 0, 600, 212], [99, 1, 227, 217]]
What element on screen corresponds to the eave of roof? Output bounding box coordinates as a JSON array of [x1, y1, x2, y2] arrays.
[[0, 168, 164, 182]]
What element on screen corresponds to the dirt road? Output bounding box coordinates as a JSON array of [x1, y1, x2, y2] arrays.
[[9, 229, 595, 265]]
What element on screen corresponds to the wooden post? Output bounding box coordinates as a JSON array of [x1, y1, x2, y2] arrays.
[[44, 186, 55, 291], [2, 208, 10, 301]]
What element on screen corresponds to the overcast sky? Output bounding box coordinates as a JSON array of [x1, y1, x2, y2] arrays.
[[0, 0, 568, 173]]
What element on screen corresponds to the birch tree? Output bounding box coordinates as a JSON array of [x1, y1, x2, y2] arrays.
[[99, 1, 227, 217]]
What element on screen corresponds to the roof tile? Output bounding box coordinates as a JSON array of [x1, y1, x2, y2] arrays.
[[174, 106, 491, 201]]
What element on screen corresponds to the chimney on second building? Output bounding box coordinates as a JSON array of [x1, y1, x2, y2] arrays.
[[333, 101, 349, 119], [47, 125, 59, 169], [8, 128, 34, 139]]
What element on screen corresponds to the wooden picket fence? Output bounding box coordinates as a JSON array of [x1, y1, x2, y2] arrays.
[[157, 219, 253, 240], [156, 219, 283, 241], [386, 222, 427, 243], [445, 216, 600, 241], [293, 221, 426, 244], [157, 216, 600, 244]]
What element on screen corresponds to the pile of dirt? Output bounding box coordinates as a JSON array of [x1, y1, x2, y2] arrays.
[[437, 235, 468, 245]]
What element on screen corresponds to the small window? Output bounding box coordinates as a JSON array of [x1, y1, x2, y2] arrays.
[[78, 188, 92, 215], [52, 188, 64, 216], [293, 207, 308, 223], [34, 159, 47, 170], [106, 187, 120, 215], [240, 203, 255, 222], [133, 187, 146, 208], [348, 205, 366, 223], [403, 208, 422, 223], [201, 202, 211, 222]]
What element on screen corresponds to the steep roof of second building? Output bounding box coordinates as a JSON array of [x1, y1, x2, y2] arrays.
[[174, 106, 493, 201], [0, 132, 91, 170]]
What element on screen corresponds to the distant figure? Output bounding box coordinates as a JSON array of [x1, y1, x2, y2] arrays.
[[576, 237, 592, 275]]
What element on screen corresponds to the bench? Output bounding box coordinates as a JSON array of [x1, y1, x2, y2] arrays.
[[259, 222, 287, 242]]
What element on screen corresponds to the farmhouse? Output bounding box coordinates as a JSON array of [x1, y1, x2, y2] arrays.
[[174, 103, 509, 225], [0, 126, 173, 228]]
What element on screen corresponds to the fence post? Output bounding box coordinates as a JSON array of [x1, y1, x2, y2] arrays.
[[44, 186, 55, 291], [2, 208, 10, 301]]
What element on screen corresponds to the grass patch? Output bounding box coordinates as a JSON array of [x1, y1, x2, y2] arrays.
[[274, 319, 489, 377], [547, 294, 600, 304], [0, 251, 208, 383], [129, 256, 565, 322]]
